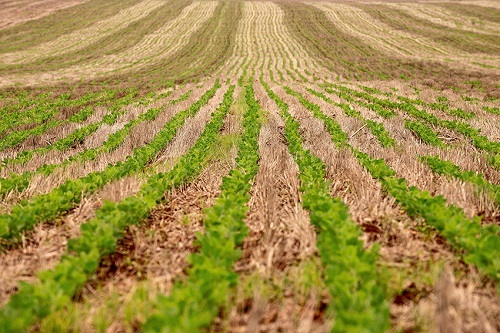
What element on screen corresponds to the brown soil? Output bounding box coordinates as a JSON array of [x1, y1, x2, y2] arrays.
[[221, 81, 324, 332]]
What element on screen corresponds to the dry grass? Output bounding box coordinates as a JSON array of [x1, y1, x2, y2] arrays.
[[84, 167, 226, 308], [221, 2, 322, 83], [0, 1, 217, 87], [222, 259, 331, 333], [152, 82, 227, 169], [0, 0, 139, 53], [0, 173, 143, 306], [1, 0, 166, 64], [0, 106, 108, 161], [239, 82, 316, 273]]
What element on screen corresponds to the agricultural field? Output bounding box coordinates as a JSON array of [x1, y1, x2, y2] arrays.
[[0, 0, 499, 332]]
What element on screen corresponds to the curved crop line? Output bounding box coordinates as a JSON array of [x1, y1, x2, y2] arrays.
[[344, 83, 477, 121], [314, 3, 412, 57], [2, 0, 166, 64], [0, 91, 138, 165], [0, 82, 221, 241], [323, 83, 500, 155], [0, 90, 113, 140], [310, 83, 498, 196], [284, 86, 500, 282], [0, 0, 140, 54], [261, 78, 390, 333], [0, 83, 234, 333], [391, 3, 500, 36], [304, 86, 396, 148], [143, 82, 262, 332], [0, 1, 218, 86], [420, 155, 500, 206], [0, 88, 183, 198]]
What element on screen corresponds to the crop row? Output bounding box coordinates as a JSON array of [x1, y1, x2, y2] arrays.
[[169, 89, 192, 105], [357, 84, 476, 120], [0, 82, 221, 241], [0, 93, 71, 134], [144, 82, 262, 332], [322, 85, 396, 119], [404, 120, 445, 147], [420, 155, 500, 206], [0, 91, 52, 118], [0, 83, 235, 333], [483, 106, 499, 116], [305, 87, 395, 147], [264, 79, 390, 332], [0, 105, 93, 151], [324, 84, 500, 155], [0, 90, 175, 198], [287, 88, 500, 282], [355, 151, 499, 281], [310, 85, 498, 197]]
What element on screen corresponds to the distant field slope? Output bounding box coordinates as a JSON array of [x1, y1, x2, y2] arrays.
[[0, 0, 88, 29]]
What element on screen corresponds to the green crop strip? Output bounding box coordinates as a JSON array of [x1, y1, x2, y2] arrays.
[[0, 88, 172, 171], [320, 85, 396, 119], [0, 82, 220, 241], [0, 84, 235, 333], [427, 102, 475, 120], [404, 120, 445, 147], [307, 86, 498, 200], [355, 151, 500, 281], [305, 87, 395, 147], [285, 88, 500, 282], [324, 84, 500, 155], [395, 94, 475, 120], [0, 92, 50, 118], [143, 82, 261, 332], [67, 107, 94, 122], [265, 80, 390, 332], [420, 155, 500, 206], [0, 90, 177, 198], [0, 94, 55, 134], [357, 84, 476, 120], [169, 90, 192, 105], [485, 153, 500, 170], [483, 106, 500, 116]]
